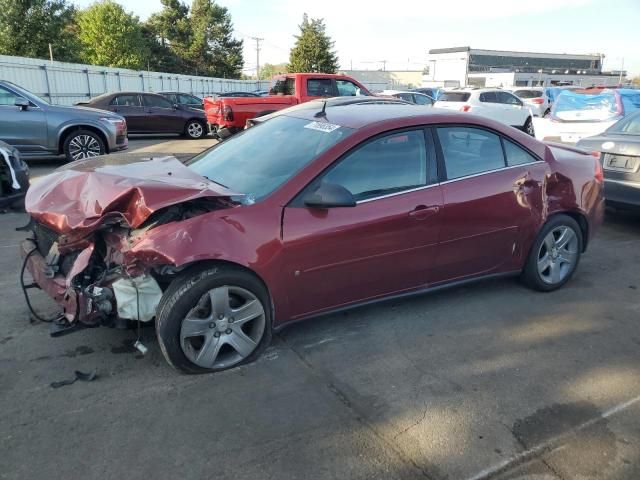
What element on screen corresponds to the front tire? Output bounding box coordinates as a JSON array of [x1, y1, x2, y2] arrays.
[[521, 215, 582, 292], [184, 120, 207, 139], [523, 117, 535, 137], [156, 264, 272, 374], [63, 130, 105, 162]]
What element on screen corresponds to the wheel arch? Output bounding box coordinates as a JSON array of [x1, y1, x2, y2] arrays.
[[546, 210, 589, 252], [58, 125, 110, 154]]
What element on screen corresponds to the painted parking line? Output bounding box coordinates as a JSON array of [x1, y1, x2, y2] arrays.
[[465, 394, 640, 480]]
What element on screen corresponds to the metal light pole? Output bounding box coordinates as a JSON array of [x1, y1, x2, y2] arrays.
[[252, 37, 263, 80]]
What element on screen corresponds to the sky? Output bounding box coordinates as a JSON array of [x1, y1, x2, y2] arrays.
[[71, 0, 640, 77]]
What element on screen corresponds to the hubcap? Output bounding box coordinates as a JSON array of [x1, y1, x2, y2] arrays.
[[537, 226, 579, 285], [180, 286, 265, 369], [68, 135, 101, 161], [188, 122, 203, 138]]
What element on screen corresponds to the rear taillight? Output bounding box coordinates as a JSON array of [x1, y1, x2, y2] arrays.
[[594, 158, 604, 183], [460, 105, 471, 112], [589, 151, 601, 158], [531, 98, 545, 104], [223, 105, 234, 121]]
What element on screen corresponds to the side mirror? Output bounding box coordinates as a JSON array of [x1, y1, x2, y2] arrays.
[[172, 104, 180, 110], [304, 182, 356, 208], [15, 98, 29, 110]]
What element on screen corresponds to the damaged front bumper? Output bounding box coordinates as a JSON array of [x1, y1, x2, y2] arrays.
[[20, 233, 163, 331]]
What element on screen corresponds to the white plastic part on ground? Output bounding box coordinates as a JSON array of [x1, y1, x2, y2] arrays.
[[533, 117, 615, 144], [112, 275, 163, 322]]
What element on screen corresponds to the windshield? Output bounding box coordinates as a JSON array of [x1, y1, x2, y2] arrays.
[[552, 89, 620, 122], [187, 115, 354, 203], [4, 81, 49, 105], [608, 111, 640, 135]]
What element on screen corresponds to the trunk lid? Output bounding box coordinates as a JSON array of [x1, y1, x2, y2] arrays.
[[26, 155, 241, 234]]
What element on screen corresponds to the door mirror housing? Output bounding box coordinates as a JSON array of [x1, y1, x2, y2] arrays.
[[173, 103, 180, 110], [15, 98, 29, 110], [303, 182, 356, 208]]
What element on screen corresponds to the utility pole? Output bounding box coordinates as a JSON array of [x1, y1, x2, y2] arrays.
[[381, 60, 387, 71], [619, 57, 625, 85], [251, 37, 263, 80]]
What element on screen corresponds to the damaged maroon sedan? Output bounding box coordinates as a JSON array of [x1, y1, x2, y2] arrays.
[[20, 104, 605, 373]]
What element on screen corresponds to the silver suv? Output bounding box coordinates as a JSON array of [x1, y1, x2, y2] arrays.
[[0, 80, 128, 162]]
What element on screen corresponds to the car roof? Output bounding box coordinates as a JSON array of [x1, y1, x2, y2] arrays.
[[280, 103, 459, 129]]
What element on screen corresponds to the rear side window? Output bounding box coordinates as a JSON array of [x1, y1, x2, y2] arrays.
[[438, 92, 470, 102], [322, 130, 431, 201], [111, 95, 140, 107], [307, 79, 334, 97], [414, 94, 433, 106], [271, 77, 295, 95], [479, 92, 498, 103], [503, 140, 539, 166], [437, 127, 505, 180], [514, 90, 543, 99], [397, 93, 414, 103]]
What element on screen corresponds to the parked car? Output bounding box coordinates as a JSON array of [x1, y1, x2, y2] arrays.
[[412, 87, 443, 100], [380, 90, 434, 106], [159, 92, 204, 111], [0, 80, 128, 162], [544, 86, 579, 105], [21, 104, 604, 373], [506, 87, 550, 117], [0, 140, 29, 209], [245, 96, 412, 128], [577, 110, 640, 210], [80, 92, 208, 139], [534, 88, 640, 144], [204, 73, 371, 138], [434, 88, 535, 135]]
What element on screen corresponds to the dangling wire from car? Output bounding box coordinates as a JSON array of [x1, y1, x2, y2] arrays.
[[20, 247, 63, 323]]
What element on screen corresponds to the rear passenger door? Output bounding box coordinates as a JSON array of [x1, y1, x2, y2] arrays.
[[431, 126, 547, 283], [142, 94, 184, 133], [108, 94, 145, 132]]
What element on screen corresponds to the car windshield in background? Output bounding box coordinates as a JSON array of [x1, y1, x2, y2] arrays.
[[438, 92, 471, 102], [186, 115, 354, 203], [514, 90, 543, 99], [608, 111, 640, 135], [552, 90, 619, 122]]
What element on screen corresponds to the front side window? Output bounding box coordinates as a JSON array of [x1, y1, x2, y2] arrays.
[[336, 80, 366, 97], [503, 139, 539, 166], [143, 95, 173, 108], [307, 79, 334, 97], [414, 94, 433, 106], [0, 86, 19, 106], [498, 92, 522, 106], [113, 95, 141, 107], [437, 127, 505, 180], [187, 115, 353, 203], [179, 94, 202, 105], [321, 130, 430, 202]]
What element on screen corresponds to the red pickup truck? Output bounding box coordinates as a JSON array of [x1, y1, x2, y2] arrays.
[[204, 73, 371, 138]]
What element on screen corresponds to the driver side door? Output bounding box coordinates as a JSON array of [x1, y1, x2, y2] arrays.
[[281, 128, 443, 320], [0, 85, 48, 154]]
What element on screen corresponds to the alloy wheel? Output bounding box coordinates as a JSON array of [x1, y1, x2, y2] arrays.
[[526, 120, 535, 136], [536, 226, 579, 285], [68, 135, 102, 160], [180, 285, 266, 369], [187, 122, 204, 138]]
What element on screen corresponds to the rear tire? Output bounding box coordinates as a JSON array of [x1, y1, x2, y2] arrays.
[[63, 130, 105, 163], [184, 120, 207, 139], [521, 214, 583, 292], [523, 117, 535, 137], [156, 264, 272, 374]]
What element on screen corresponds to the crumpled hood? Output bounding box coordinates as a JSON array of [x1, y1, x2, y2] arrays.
[[26, 155, 241, 234]]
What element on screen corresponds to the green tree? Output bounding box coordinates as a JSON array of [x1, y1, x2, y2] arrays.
[[187, 0, 243, 78], [76, 1, 149, 69], [260, 63, 288, 80], [288, 14, 339, 73], [632, 76, 640, 87], [0, 0, 79, 62], [146, 0, 191, 57]]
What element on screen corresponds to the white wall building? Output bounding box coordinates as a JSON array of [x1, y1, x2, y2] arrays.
[[423, 47, 625, 88]]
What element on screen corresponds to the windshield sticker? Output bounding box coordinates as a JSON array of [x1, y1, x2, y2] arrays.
[[304, 121, 341, 133]]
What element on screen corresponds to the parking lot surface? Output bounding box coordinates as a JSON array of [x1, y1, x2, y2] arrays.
[[1, 137, 639, 480]]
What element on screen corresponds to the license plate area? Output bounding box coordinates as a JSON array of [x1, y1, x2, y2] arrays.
[[604, 154, 640, 173]]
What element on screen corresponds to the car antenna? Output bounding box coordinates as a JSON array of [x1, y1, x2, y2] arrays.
[[314, 101, 327, 118]]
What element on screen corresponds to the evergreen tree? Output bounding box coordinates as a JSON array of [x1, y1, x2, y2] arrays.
[[0, 0, 79, 62], [288, 14, 339, 73]]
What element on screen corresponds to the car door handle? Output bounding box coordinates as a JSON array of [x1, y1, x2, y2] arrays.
[[409, 205, 440, 220]]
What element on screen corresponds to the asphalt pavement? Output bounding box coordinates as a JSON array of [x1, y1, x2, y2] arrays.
[[1, 136, 639, 480]]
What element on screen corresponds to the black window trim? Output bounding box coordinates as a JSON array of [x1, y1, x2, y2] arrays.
[[431, 123, 544, 183], [289, 126, 438, 207]]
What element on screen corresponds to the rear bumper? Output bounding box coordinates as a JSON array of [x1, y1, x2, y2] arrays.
[[604, 178, 640, 210]]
